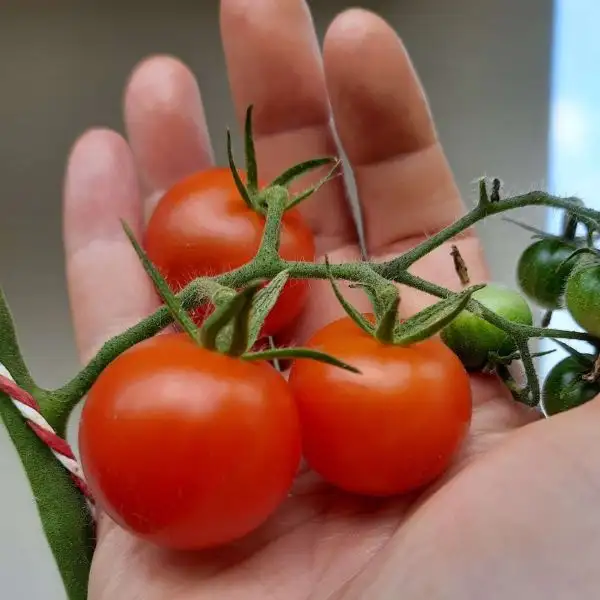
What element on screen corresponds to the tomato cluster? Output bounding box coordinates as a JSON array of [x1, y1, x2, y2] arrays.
[[517, 236, 600, 415], [77, 157, 600, 553], [144, 167, 315, 338]]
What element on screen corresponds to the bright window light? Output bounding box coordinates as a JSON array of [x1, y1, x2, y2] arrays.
[[540, 0, 600, 380]]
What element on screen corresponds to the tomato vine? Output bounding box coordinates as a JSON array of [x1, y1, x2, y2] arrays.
[[1, 105, 600, 599]]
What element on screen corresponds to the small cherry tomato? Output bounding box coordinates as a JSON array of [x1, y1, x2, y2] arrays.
[[516, 238, 575, 309], [78, 333, 302, 550], [542, 354, 600, 415], [287, 316, 472, 497], [564, 257, 600, 337], [144, 168, 315, 337], [441, 284, 533, 370]]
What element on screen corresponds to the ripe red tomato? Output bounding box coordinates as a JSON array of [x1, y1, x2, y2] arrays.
[[287, 315, 472, 497], [78, 333, 302, 550], [144, 167, 315, 337]]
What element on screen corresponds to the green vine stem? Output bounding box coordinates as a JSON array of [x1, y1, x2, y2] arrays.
[[50, 185, 600, 415], [3, 176, 600, 599], [0, 291, 94, 600]]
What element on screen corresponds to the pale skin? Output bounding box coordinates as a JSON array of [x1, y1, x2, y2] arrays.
[[62, 2, 600, 598]]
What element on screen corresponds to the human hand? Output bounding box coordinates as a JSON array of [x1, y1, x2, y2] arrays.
[[62, 2, 600, 598]]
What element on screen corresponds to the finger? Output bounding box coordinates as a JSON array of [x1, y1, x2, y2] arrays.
[[63, 129, 160, 363], [123, 55, 214, 218], [220, 0, 356, 253], [323, 9, 468, 255]]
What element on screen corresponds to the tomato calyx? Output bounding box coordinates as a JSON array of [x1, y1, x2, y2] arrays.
[[324, 256, 484, 347], [559, 246, 600, 274], [550, 338, 600, 383], [226, 105, 341, 217], [124, 224, 359, 372]]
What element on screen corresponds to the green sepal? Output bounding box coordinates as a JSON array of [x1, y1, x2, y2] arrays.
[[494, 363, 533, 406], [200, 282, 263, 353], [348, 266, 389, 316], [502, 217, 567, 240], [246, 270, 291, 350], [270, 157, 336, 189], [226, 130, 255, 211], [193, 278, 237, 308], [394, 284, 485, 346], [374, 286, 401, 343], [243, 105, 258, 195], [324, 257, 374, 335], [558, 246, 600, 274], [559, 196, 584, 240], [242, 347, 360, 373], [541, 310, 553, 328], [550, 338, 595, 368], [478, 177, 490, 207], [285, 159, 342, 211], [121, 221, 200, 343], [486, 348, 555, 369]]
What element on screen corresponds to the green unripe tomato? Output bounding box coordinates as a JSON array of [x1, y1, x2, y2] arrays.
[[441, 284, 533, 370], [516, 239, 575, 309], [564, 256, 600, 337], [542, 355, 600, 416]]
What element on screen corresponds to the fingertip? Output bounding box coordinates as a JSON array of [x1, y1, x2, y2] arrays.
[[123, 54, 213, 195], [64, 128, 140, 255], [323, 8, 434, 166], [124, 54, 198, 114], [324, 7, 389, 49], [220, 0, 329, 134]]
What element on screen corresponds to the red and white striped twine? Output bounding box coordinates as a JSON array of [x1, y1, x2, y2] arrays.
[[0, 364, 95, 512]]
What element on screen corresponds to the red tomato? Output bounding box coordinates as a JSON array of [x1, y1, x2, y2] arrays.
[[144, 167, 315, 337], [78, 333, 302, 550], [287, 316, 472, 497]]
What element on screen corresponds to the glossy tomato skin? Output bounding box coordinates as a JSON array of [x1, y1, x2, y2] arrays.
[[441, 284, 533, 370], [517, 239, 575, 309], [78, 333, 302, 550], [542, 354, 600, 416], [287, 316, 472, 497], [564, 260, 600, 337], [144, 167, 315, 337]]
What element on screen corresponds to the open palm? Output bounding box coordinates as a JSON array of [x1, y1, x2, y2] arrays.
[[62, 2, 600, 599]]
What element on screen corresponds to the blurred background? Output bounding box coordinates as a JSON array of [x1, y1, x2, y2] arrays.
[[0, 0, 597, 597]]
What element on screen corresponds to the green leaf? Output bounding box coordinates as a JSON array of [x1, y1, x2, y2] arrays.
[[246, 270, 291, 350], [244, 105, 258, 194], [394, 284, 485, 346], [286, 159, 342, 210], [270, 157, 337, 188], [324, 257, 373, 335], [200, 282, 263, 352], [121, 221, 200, 343], [243, 347, 360, 373], [226, 130, 255, 211]]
